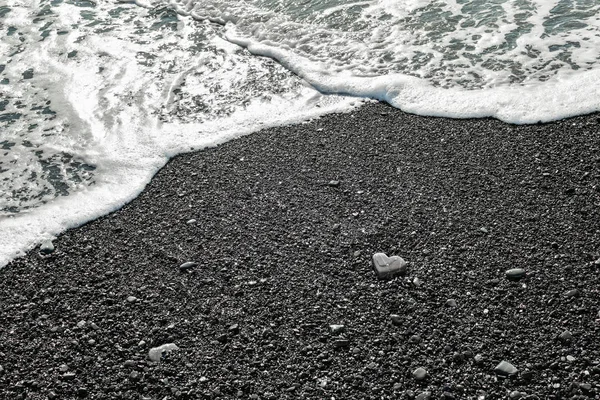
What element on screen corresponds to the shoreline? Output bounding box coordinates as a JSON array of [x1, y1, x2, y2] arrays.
[[1, 102, 599, 399]]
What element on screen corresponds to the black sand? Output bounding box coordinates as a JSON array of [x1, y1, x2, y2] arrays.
[[1, 102, 599, 399]]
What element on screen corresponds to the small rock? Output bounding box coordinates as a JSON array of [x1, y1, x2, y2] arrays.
[[328, 180, 340, 187], [506, 268, 526, 281], [416, 392, 432, 400], [494, 360, 518, 376], [390, 314, 402, 326], [228, 324, 239, 334], [76, 387, 88, 398], [445, 299, 457, 307], [48, 391, 57, 399], [479, 227, 489, 234], [594, 258, 600, 265], [148, 343, 179, 362], [564, 289, 580, 298], [126, 296, 137, 303], [580, 383, 592, 392], [509, 391, 525, 399], [329, 324, 345, 334], [566, 355, 576, 362], [124, 360, 136, 368], [179, 261, 197, 272], [0, 365, 3, 373], [412, 277, 422, 287], [62, 372, 76, 381], [333, 339, 349, 348], [372, 253, 408, 280], [39, 240, 55, 255], [413, 367, 428, 381], [186, 219, 196, 224], [474, 354, 484, 364], [59, 364, 69, 372], [392, 383, 402, 391], [559, 330, 573, 343], [408, 335, 421, 344], [129, 371, 140, 381]]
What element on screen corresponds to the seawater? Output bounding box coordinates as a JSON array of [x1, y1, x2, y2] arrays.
[[1, 0, 599, 267]]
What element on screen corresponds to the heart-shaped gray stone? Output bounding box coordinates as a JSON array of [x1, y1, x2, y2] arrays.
[[372, 253, 407, 280]]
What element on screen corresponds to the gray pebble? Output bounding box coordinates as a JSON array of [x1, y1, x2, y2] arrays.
[[494, 360, 518, 376], [39, 240, 55, 255], [372, 253, 408, 280], [413, 367, 428, 381], [506, 268, 526, 281], [445, 299, 457, 307], [179, 261, 197, 272]]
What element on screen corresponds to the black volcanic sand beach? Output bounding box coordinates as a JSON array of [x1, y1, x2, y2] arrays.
[[1, 102, 600, 399]]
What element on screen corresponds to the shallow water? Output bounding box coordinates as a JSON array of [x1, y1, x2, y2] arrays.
[[1, 0, 599, 266]]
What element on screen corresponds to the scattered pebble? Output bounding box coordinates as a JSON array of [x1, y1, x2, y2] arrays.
[[559, 330, 573, 343], [408, 335, 421, 344], [474, 354, 484, 364], [494, 361, 518, 376], [179, 261, 197, 272], [333, 339, 349, 348], [39, 240, 55, 255], [372, 253, 408, 280], [416, 392, 432, 400], [126, 296, 137, 303], [329, 324, 345, 334], [148, 343, 179, 362], [445, 299, 457, 307], [390, 314, 402, 326], [509, 390, 526, 399], [186, 219, 196, 224], [328, 180, 340, 187], [413, 367, 428, 381], [564, 289, 580, 297], [505, 268, 526, 281]]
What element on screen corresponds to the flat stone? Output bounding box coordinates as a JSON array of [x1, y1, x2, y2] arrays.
[[126, 296, 137, 303], [333, 339, 349, 348], [179, 261, 197, 272], [390, 314, 402, 326], [39, 240, 55, 255], [559, 330, 573, 343], [416, 392, 432, 400], [408, 335, 421, 344], [148, 343, 179, 362], [328, 180, 340, 187], [506, 268, 526, 281], [445, 299, 457, 307], [372, 253, 408, 280], [228, 324, 239, 334], [413, 367, 428, 381], [494, 360, 518, 376], [564, 289, 580, 297], [329, 324, 345, 334]]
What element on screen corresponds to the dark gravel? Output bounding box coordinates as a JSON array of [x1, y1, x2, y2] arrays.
[[1, 102, 600, 399]]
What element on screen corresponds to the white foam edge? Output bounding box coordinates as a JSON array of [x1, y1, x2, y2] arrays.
[[0, 92, 359, 269], [225, 30, 600, 125]]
